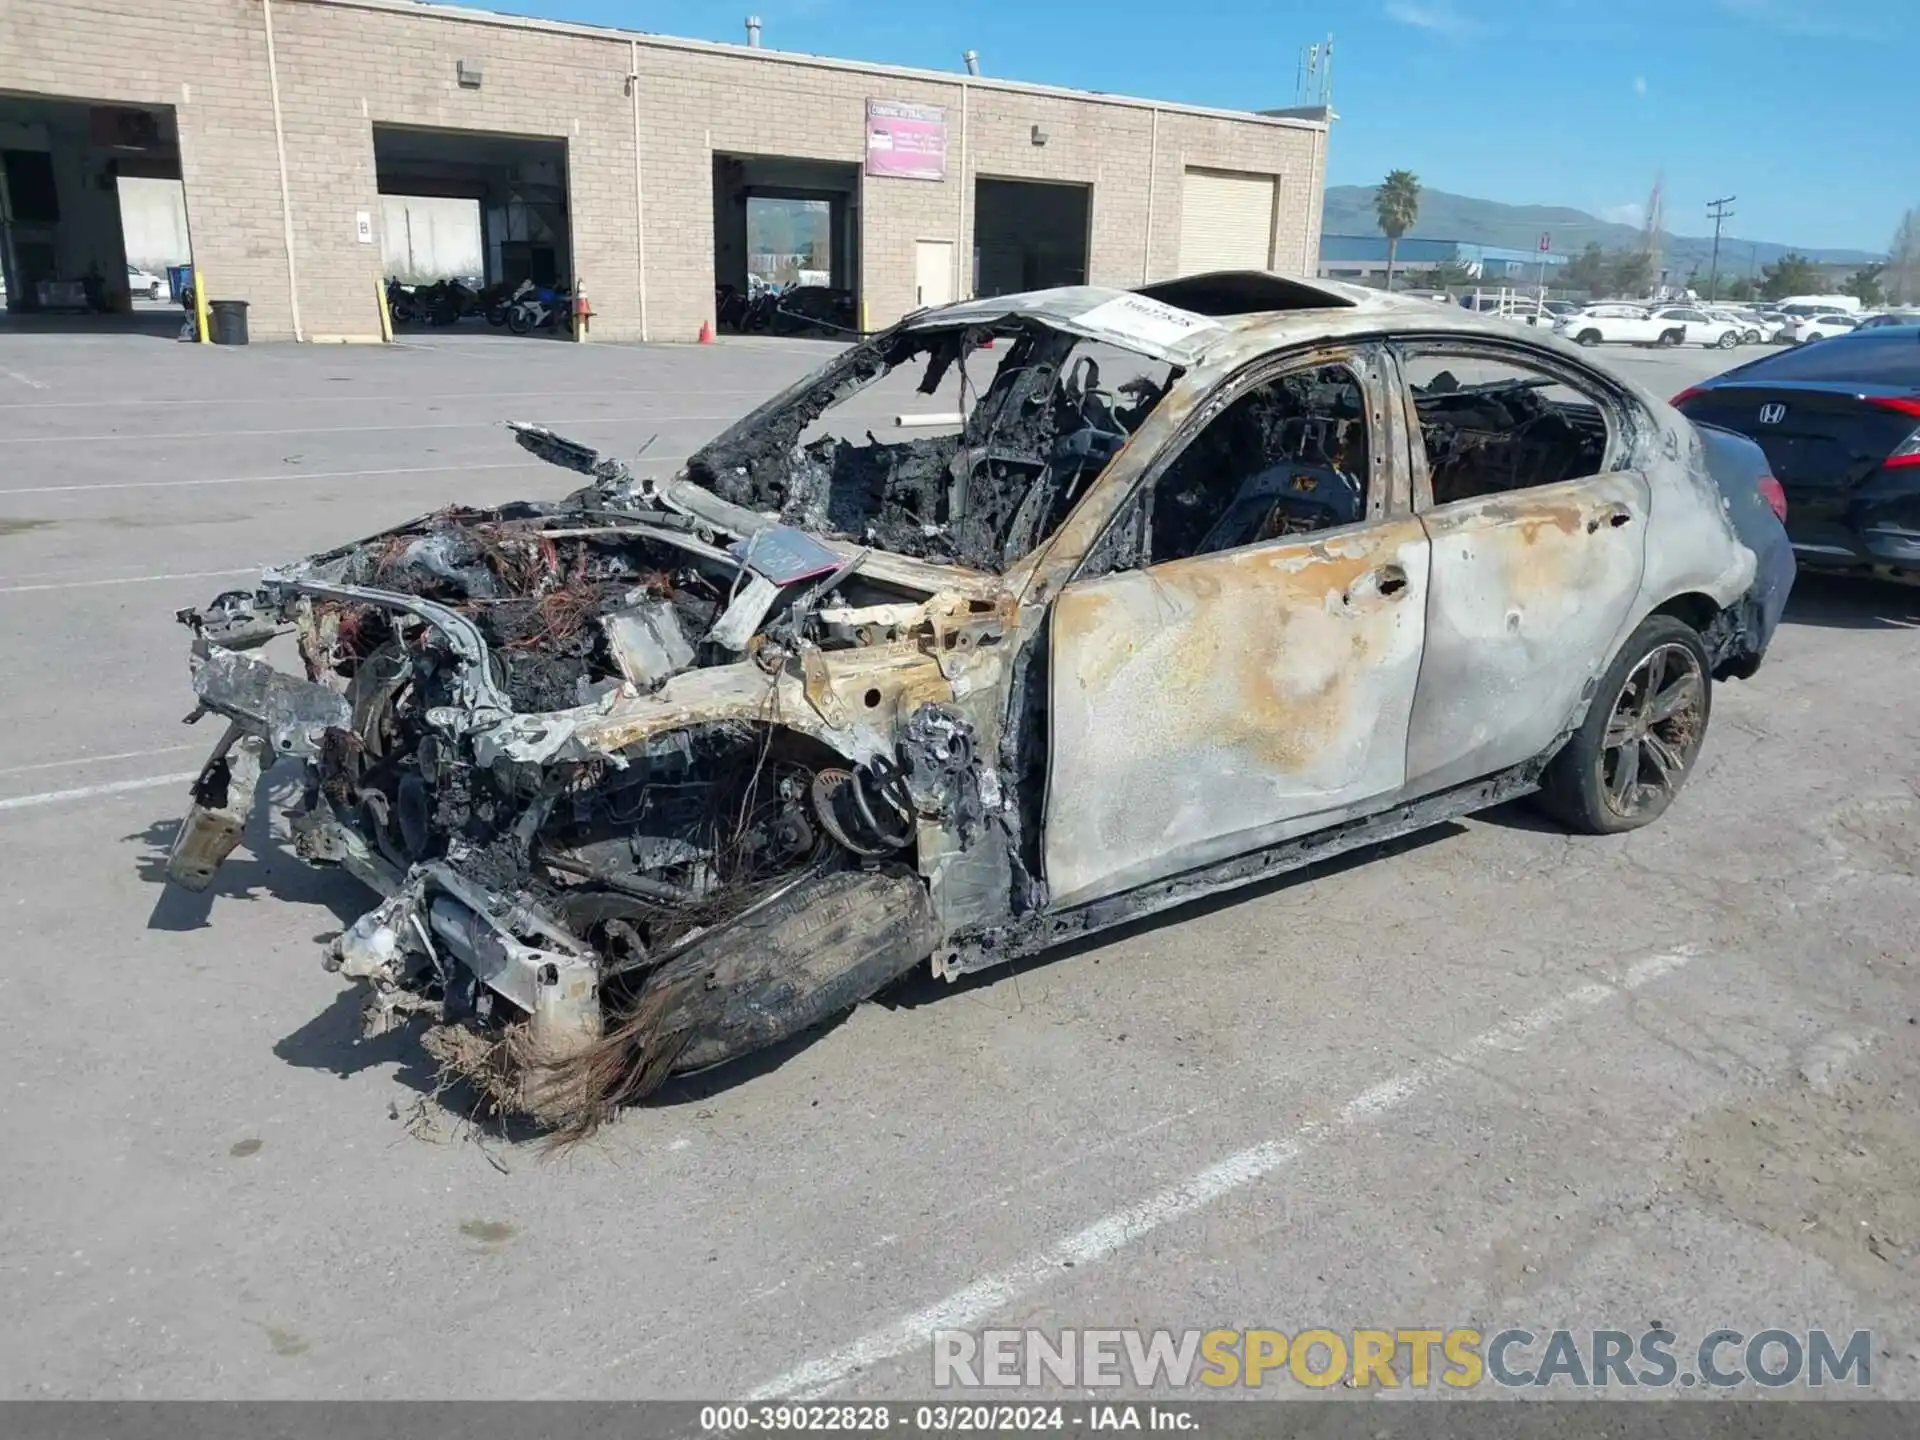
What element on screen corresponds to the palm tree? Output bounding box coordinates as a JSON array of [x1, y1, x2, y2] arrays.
[[1374, 170, 1422, 292]]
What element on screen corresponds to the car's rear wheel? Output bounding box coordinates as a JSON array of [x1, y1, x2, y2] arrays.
[[1577, 328, 1602, 346], [1536, 614, 1712, 835], [1658, 329, 1683, 347]]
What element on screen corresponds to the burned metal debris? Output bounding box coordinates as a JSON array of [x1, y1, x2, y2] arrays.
[[163, 305, 1178, 1136], [688, 322, 1168, 572]]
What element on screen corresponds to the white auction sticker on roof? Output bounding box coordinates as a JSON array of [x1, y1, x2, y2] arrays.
[[1075, 294, 1222, 350]]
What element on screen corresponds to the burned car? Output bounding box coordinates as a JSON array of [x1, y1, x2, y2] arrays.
[[166, 272, 1792, 1132]]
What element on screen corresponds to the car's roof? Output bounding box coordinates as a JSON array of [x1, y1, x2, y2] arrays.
[[906, 271, 1591, 368]]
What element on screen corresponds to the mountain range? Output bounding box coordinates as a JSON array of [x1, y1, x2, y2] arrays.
[[1320, 186, 1882, 274]]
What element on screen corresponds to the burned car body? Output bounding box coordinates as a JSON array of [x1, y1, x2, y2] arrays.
[[168, 273, 1790, 1131]]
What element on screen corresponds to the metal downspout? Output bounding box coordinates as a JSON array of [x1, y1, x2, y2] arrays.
[[955, 81, 970, 300], [629, 39, 650, 342], [261, 0, 305, 341], [1142, 106, 1159, 284]]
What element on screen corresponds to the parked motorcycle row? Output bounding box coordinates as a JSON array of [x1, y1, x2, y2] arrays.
[[714, 280, 858, 338], [385, 273, 855, 340], [385, 277, 576, 336]]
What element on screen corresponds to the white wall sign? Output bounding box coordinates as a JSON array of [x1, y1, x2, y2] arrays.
[[355, 211, 373, 244]]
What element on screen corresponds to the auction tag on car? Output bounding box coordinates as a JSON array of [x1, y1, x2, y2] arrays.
[[1076, 294, 1221, 351]]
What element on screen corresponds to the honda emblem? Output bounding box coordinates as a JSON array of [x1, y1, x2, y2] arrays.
[[1758, 403, 1787, 424]]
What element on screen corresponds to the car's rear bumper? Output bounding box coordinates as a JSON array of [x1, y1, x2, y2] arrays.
[[1785, 494, 1920, 582]]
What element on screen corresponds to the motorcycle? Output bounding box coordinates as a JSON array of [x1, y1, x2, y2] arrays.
[[385, 278, 421, 326], [487, 279, 533, 327], [507, 282, 574, 336], [415, 277, 475, 326]]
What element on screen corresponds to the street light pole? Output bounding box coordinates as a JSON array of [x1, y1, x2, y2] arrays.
[[1706, 195, 1736, 302]]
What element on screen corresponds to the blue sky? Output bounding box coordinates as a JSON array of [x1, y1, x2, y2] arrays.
[[477, 0, 1912, 253]]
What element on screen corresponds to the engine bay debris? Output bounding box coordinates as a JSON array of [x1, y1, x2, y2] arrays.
[[164, 306, 1177, 1136]]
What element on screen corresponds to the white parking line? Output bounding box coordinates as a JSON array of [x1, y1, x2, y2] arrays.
[[0, 415, 739, 445], [0, 744, 200, 777], [0, 771, 200, 813], [0, 459, 547, 497], [0, 387, 776, 412], [0, 568, 255, 595], [742, 945, 1702, 1401], [1, 368, 47, 390]]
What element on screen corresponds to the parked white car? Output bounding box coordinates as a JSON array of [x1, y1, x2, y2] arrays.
[[1705, 308, 1764, 344], [1781, 312, 1858, 344], [125, 263, 164, 300], [1553, 303, 1668, 346], [1647, 306, 1744, 349]]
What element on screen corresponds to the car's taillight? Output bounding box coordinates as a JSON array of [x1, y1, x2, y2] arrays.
[[1757, 474, 1788, 521], [1671, 386, 1705, 406], [1872, 397, 1920, 469]]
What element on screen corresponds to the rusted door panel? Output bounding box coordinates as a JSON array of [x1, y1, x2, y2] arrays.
[[1043, 518, 1432, 909], [1405, 472, 1649, 793]]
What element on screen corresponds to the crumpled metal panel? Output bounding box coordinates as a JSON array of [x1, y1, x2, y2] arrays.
[[1405, 473, 1650, 792], [1043, 518, 1432, 909]]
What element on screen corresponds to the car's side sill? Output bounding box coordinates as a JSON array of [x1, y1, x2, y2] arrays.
[[946, 756, 1549, 978]]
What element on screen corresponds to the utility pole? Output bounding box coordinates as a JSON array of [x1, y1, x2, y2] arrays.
[[1706, 195, 1736, 302]]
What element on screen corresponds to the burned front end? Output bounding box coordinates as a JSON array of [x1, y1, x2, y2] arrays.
[[165, 309, 1174, 1130]]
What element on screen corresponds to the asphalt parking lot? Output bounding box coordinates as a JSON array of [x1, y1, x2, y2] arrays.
[[3, 321, 1919, 1401]]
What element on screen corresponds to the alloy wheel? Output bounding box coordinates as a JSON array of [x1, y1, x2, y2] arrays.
[[1597, 642, 1707, 819]]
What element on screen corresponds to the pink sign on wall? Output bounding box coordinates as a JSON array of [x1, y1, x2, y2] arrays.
[[864, 100, 948, 181]]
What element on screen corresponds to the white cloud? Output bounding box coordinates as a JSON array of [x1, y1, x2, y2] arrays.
[[1385, 1, 1474, 37], [1633, 75, 1648, 96], [1602, 203, 1647, 227]]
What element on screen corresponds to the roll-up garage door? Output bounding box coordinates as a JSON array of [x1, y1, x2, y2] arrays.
[[1178, 167, 1276, 274]]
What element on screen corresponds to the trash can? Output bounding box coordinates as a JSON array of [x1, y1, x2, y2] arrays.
[[167, 264, 193, 303], [208, 299, 250, 346]]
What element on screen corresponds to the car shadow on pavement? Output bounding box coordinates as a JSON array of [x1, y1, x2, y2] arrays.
[[1782, 572, 1920, 631], [1466, 796, 1566, 835], [127, 775, 372, 934], [879, 821, 1468, 1012]]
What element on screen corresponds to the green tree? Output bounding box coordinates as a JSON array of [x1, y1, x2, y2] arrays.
[[1609, 250, 1656, 298], [1402, 259, 1474, 290], [1719, 275, 1757, 301], [1563, 243, 1610, 294], [1760, 251, 1821, 300], [1374, 169, 1422, 292], [1887, 208, 1919, 305], [1843, 263, 1886, 306]]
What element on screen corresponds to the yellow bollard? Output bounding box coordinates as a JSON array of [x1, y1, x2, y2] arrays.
[[375, 276, 394, 342], [194, 271, 213, 345]]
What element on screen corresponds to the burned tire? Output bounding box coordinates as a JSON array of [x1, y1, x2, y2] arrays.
[[1658, 329, 1683, 348], [1576, 328, 1602, 347], [1536, 615, 1712, 835]]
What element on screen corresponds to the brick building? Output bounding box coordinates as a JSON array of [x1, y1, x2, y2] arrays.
[[1, 0, 1331, 343]]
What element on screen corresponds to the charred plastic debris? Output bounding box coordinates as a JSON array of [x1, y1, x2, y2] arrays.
[[1408, 370, 1609, 503], [167, 315, 1174, 1134]]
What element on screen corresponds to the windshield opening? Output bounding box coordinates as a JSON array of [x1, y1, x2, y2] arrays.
[[686, 321, 1177, 573]]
